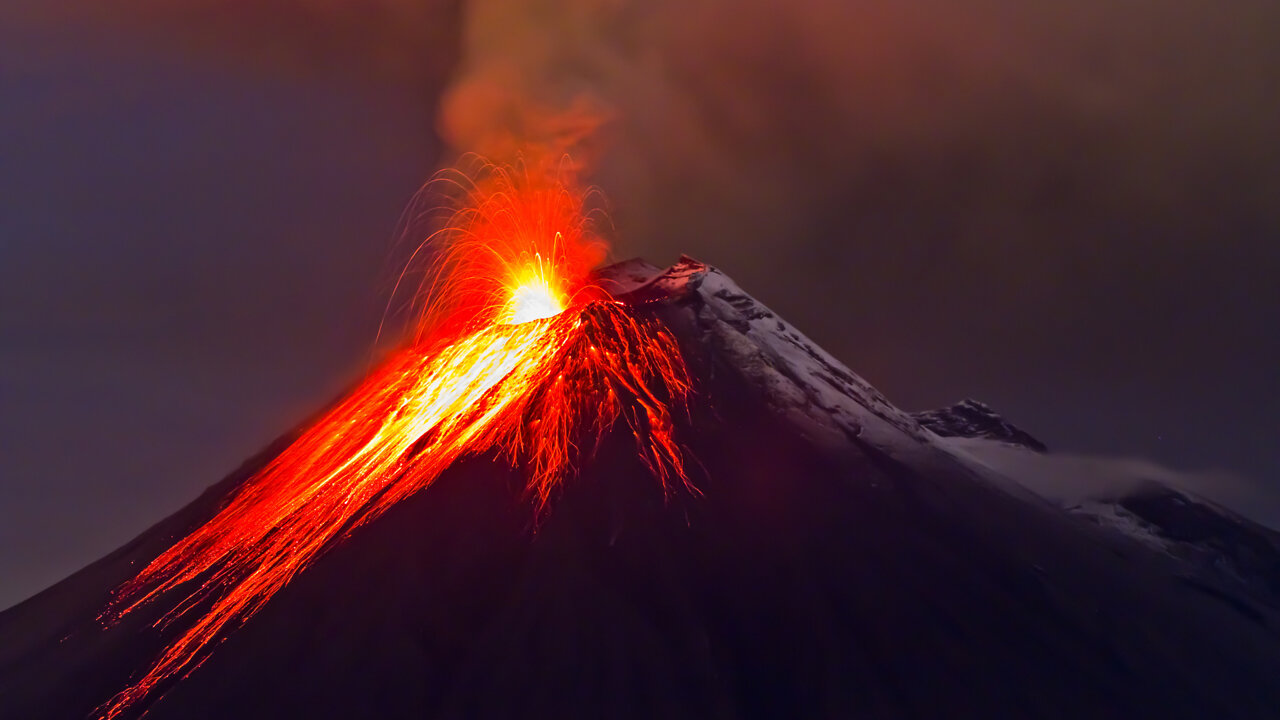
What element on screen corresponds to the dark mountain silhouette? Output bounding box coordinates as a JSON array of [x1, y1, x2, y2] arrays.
[[3, 258, 1279, 719]]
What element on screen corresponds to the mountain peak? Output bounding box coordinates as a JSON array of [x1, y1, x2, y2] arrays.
[[913, 398, 1047, 451], [3, 258, 1279, 720]]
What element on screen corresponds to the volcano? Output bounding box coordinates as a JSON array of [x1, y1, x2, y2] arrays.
[[3, 258, 1279, 720]]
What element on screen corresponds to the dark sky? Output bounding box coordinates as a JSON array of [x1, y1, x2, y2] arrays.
[[2, 2, 1277, 610]]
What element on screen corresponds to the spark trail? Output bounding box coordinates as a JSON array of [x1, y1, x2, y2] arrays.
[[97, 159, 691, 720]]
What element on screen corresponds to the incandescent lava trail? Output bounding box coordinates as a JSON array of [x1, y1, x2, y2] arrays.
[[96, 159, 692, 720]]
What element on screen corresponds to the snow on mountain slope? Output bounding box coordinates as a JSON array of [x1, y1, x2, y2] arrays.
[[943, 435, 1280, 608], [650, 256, 1280, 610], [4, 257, 1280, 720], [630, 258, 944, 460]]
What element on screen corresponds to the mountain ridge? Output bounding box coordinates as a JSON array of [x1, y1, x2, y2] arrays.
[[3, 257, 1279, 719]]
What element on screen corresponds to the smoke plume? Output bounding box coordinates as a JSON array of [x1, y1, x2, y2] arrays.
[[7, 0, 1278, 479], [440, 0, 1280, 259], [0, 0, 459, 84], [439, 0, 1280, 486]]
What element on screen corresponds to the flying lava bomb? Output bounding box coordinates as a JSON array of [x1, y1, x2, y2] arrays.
[[92, 157, 695, 720]]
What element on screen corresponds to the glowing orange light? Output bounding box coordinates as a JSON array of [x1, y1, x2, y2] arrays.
[[96, 157, 691, 720], [503, 252, 565, 324]]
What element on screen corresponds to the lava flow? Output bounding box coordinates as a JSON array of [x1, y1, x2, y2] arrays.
[[96, 159, 692, 720]]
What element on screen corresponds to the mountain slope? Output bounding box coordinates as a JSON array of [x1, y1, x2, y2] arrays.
[[2, 258, 1279, 719]]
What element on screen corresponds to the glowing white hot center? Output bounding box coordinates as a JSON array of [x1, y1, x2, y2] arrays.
[[507, 279, 564, 324]]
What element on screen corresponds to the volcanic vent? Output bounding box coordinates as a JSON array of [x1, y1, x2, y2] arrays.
[[4, 260, 1280, 717]]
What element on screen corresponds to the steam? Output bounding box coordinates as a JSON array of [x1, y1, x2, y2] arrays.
[[947, 436, 1280, 532], [8, 0, 1277, 484], [0, 0, 458, 83], [19, 0, 1278, 262], [439, 0, 1280, 268], [438, 0, 616, 163]]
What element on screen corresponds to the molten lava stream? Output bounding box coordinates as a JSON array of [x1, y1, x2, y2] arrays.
[[96, 159, 691, 720]]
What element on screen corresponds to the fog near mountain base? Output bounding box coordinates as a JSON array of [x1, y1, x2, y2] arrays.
[[946, 437, 1280, 532]]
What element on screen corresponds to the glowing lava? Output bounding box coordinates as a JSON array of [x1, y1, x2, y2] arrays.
[[97, 159, 691, 720], [507, 270, 563, 323]]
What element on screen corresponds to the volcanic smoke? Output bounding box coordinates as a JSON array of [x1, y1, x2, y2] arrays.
[[95, 159, 692, 720]]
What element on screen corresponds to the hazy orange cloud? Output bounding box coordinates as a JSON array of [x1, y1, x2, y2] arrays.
[[1, 0, 459, 85]]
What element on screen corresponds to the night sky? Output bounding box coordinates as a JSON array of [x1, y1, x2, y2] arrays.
[[2, 2, 1278, 610]]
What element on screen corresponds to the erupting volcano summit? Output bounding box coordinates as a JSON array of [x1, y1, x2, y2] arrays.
[[2, 164, 1279, 720]]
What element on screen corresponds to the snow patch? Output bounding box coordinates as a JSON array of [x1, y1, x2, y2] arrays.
[[687, 263, 938, 461], [941, 435, 1280, 533]]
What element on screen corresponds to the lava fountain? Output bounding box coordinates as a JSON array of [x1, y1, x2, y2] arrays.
[[96, 158, 692, 720]]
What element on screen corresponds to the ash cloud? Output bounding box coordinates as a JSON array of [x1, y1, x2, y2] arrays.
[[6, 0, 1278, 480], [443, 0, 1280, 263], [0, 0, 460, 84], [950, 437, 1280, 532], [442, 0, 1280, 483]]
